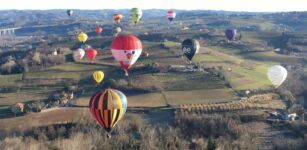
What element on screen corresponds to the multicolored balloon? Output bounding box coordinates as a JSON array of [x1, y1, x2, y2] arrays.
[[93, 71, 104, 84], [225, 29, 237, 41], [181, 39, 200, 61], [89, 88, 127, 133], [110, 34, 142, 76], [130, 8, 142, 24], [166, 10, 176, 22], [77, 32, 88, 43], [267, 65, 288, 88], [113, 13, 123, 24], [86, 48, 97, 61]]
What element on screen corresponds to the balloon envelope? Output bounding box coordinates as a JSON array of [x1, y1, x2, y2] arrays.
[[89, 88, 127, 132], [267, 65, 287, 88], [110, 34, 142, 74], [113, 13, 123, 23], [86, 48, 97, 61], [96, 27, 103, 35], [167, 10, 176, 22], [113, 26, 122, 36], [93, 71, 104, 84], [67, 10, 73, 16], [77, 32, 88, 43], [225, 29, 237, 41], [181, 39, 200, 61], [73, 48, 85, 60], [130, 8, 142, 24]]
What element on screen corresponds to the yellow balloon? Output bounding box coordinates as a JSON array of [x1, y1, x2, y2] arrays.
[[77, 32, 88, 43], [93, 71, 104, 84]]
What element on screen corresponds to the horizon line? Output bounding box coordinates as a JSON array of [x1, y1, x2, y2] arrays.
[[0, 9, 306, 13]]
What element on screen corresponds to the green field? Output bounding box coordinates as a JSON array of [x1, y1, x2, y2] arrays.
[[242, 51, 301, 64], [223, 64, 272, 90], [0, 62, 119, 109], [132, 71, 225, 90], [0, 74, 21, 86], [162, 41, 181, 49], [189, 46, 294, 90], [165, 89, 236, 106]]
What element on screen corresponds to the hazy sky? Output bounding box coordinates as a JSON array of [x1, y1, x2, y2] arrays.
[[0, 0, 306, 12]]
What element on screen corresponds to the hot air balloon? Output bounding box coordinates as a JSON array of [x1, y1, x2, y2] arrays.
[[113, 13, 123, 24], [267, 65, 287, 88], [86, 48, 97, 61], [96, 26, 103, 36], [130, 8, 142, 24], [89, 88, 127, 135], [113, 26, 122, 37], [77, 32, 88, 43], [110, 34, 142, 76], [93, 71, 104, 84], [67, 10, 73, 17], [166, 10, 176, 22], [225, 29, 237, 41], [181, 39, 200, 61], [73, 48, 85, 60]]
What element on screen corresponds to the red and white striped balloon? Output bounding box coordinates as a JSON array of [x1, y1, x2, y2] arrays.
[[167, 10, 176, 22]]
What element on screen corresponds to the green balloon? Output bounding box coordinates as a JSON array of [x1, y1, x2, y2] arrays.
[[130, 8, 142, 24]]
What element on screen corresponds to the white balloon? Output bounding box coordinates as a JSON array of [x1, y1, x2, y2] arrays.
[[73, 48, 85, 60], [267, 65, 287, 88], [195, 40, 200, 54], [113, 27, 121, 37]]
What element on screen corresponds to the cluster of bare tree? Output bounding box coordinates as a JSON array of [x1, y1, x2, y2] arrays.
[[179, 93, 280, 114], [2, 111, 306, 150], [0, 49, 66, 75]]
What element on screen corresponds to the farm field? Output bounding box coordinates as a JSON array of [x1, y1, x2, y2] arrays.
[[1, 33, 298, 111], [1, 9, 306, 149]]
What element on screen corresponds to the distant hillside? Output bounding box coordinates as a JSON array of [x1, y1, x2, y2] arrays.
[[1, 10, 307, 35], [0, 10, 304, 27]]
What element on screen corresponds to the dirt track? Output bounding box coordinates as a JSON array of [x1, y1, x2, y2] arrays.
[[0, 106, 176, 131]]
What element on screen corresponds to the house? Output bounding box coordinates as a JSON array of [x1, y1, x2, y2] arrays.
[[287, 113, 298, 121], [275, 49, 290, 55], [168, 65, 199, 72], [181, 26, 190, 30], [269, 111, 279, 117], [282, 113, 298, 121], [11, 103, 25, 114], [52, 50, 58, 56]]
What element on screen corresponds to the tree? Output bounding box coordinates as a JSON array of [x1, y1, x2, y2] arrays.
[[20, 59, 29, 81], [32, 51, 41, 65], [1, 59, 17, 74], [207, 137, 217, 150]]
